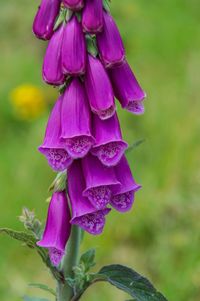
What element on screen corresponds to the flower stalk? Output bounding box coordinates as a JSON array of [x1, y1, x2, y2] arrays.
[[57, 225, 82, 301]]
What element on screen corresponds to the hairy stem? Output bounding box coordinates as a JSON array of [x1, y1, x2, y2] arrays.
[[57, 226, 82, 301]]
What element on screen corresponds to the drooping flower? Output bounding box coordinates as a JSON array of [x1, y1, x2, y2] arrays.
[[37, 191, 71, 266], [85, 54, 115, 120], [68, 160, 111, 235], [82, 153, 121, 209], [97, 11, 125, 68], [62, 16, 86, 76], [33, 0, 61, 40], [82, 0, 103, 33], [108, 60, 146, 115], [91, 113, 128, 166], [38, 96, 73, 171], [43, 24, 65, 85], [110, 156, 141, 212], [60, 78, 95, 158], [63, 0, 84, 10]]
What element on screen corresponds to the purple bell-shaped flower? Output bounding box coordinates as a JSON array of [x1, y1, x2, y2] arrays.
[[38, 96, 73, 171], [43, 24, 65, 85], [91, 113, 128, 166], [68, 160, 111, 235], [97, 11, 125, 68], [62, 16, 86, 76], [82, 153, 121, 210], [108, 60, 146, 115], [60, 78, 95, 158], [33, 0, 61, 40], [82, 0, 103, 33], [37, 191, 71, 266], [85, 54, 115, 120], [110, 156, 141, 212], [63, 0, 84, 10]]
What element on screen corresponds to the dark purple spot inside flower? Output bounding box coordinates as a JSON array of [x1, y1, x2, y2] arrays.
[[43, 148, 72, 171], [92, 141, 127, 166], [126, 100, 144, 115], [84, 186, 112, 209], [110, 191, 134, 212], [49, 247, 64, 266], [73, 209, 110, 235], [65, 136, 93, 158]]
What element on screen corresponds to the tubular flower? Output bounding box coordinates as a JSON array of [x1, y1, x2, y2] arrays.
[[33, 0, 61, 40], [91, 113, 128, 166], [108, 60, 146, 115], [37, 191, 71, 266], [110, 156, 141, 212], [82, 0, 103, 33], [63, 0, 84, 10], [85, 54, 115, 120], [68, 160, 111, 235], [62, 16, 86, 76], [82, 153, 121, 210], [43, 24, 65, 85], [60, 78, 95, 158], [97, 11, 125, 68], [38, 96, 73, 171]]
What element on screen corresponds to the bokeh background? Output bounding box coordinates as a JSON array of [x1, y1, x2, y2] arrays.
[[0, 0, 200, 300]]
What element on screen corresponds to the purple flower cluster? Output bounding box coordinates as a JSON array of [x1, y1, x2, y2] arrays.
[[33, 0, 145, 266]]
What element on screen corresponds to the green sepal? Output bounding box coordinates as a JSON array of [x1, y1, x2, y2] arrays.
[[103, 0, 111, 12], [48, 171, 67, 193], [54, 7, 67, 31], [86, 35, 98, 57], [80, 248, 96, 272]]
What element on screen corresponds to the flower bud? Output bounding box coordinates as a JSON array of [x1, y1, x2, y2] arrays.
[[82, 0, 103, 33], [33, 0, 61, 40], [82, 153, 121, 209], [63, 0, 84, 10], [91, 113, 128, 166], [43, 25, 65, 85], [85, 54, 115, 120], [37, 191, 71, 266], [68, 160, 111, 235], [97, 11, 125, 68], [110, 156, 141, 212], [108, 60, 146, 115], [38, 96, 73, 171], [62, 16, 86, 76], [61, 79, 95, 158]]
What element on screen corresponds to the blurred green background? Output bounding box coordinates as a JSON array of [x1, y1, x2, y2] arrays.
[[0, 0, 200, 300]]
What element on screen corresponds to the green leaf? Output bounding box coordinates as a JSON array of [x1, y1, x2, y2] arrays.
[[98, 265, 168, 301], [0, 228, 63, 282], [23, 296, 50, 301], [126, 139, 145, 154], [80, 249, 96, 272], [29, 283, 56, 296]]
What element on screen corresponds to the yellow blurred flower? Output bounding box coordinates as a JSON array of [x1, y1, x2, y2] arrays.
[[10, 84, 47, 120]]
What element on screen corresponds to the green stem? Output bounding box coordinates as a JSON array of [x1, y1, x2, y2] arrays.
[[57, 226, 82, 301]]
